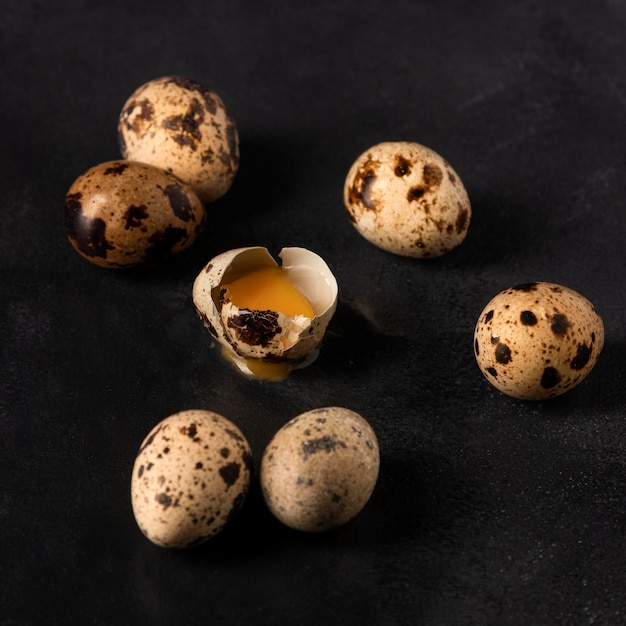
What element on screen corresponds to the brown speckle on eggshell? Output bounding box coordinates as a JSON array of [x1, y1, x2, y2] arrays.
[[260, 407, 380, 532], [118, 76, 239, 204], [64, 160, 206, 268], [473, 282, 604, 400], [131, 409, 252, 548], [343, 141, 471, 258]]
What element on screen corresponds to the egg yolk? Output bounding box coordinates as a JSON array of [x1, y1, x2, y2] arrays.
[[222, 266, 314, 318]]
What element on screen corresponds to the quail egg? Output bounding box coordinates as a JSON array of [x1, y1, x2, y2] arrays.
[[192, 246, 338, 380], [474, 282, 604, 400], [260, 407, 380, 532], [118, 75, 239, 204], [343, 141, 471, 257], [131, 409, 252, 548], [65, 160, 206, 268]]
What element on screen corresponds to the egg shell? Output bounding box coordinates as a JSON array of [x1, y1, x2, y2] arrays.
[[131, 409, 252, 548], [192, 246, 338, 363], [474, 282, 604, 400], [343, 141, 471, 258], [260, 407, 380, 532], [118, 76, 239, 204], [65, 160, 206, 268]]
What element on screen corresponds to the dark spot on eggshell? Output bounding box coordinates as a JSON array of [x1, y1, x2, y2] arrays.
[[156, 492, 173, 509], [219, 462, 241, 487], [541, 367, 561, 389], [423, 164, 443, 187], [227, 310, 282, 347], [160, 184, 198, 221], [571, 343, 592, 370], [162, 98, 205, 149], [123, 204, 149, 229], [168, 75, 200, 90], [301, 436, 346, 460], [163, 76, 220, 116], [484, 310, 494, 323], [495, 343, 512, 364], [220, 448, 230, 458], [226, 491, 247, 523], [456, 208, 469, 233], [182, 423, 198, 440], [120, 98, 155, 143], [520, 310, 538, 325], [408, 186, 425, 201], [103, 163, 129, 176], [474, 338, 480, 356], [225, 428, 245, 443], [394, 155, 412, 177], [138, 429, 161, 455], [225, 119, 239, 167], [172, 133, 196, 150], [512, 282, 538, 292], [145, 227, 189, 258], [358, 171, 378, 209], [487, 367, 497, 378], [550, 313, 570, 336], [201, 147, 215, 164], [217, 146, 232, 167], [65, 193, 115, 260]]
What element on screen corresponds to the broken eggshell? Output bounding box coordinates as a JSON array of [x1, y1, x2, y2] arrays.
[[192, 247, 338, 378]]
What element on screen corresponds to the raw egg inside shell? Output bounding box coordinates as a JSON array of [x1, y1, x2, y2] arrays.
[[193, 247, 338, 380], [221, 266, 315, 318]]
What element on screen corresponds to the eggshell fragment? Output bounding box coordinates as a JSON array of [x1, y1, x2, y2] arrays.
[[343, 141, 471, 257], [64, 160, 206, 268], [474, 282, 604, 400], [131, 409, 252, 548], [260, 407, 380, 532], [118, 75, 239, 204], [192, 247, 338, 378]]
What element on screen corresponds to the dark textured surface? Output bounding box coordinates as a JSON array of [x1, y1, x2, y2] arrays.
[[1, 1, 625, 624]]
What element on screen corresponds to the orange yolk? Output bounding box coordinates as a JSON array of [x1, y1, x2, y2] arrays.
[[222, 266, 314, 318]]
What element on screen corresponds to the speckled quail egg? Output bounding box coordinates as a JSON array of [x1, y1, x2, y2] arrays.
[[65, 160, 206, 268], [260, 407, 380, 532], [343, 141, 471, 258], [474, 282, 604, 400], [118, 76, 239, 204], [131, 409, 252, 548], [193, 246, 338, 381]]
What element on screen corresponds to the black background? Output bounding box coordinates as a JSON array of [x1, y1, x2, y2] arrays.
[[2, 1, 625, 624]]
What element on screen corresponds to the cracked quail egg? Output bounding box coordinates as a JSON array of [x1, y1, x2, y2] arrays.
[[192, 246, 338, 380], [343, 141, 471, 257], [474, 282, 604, 400], [260, 407, 380, 532], [118, 75, 239, 204], [64, 160, 206, 268], [131, 409, 252, 548]]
